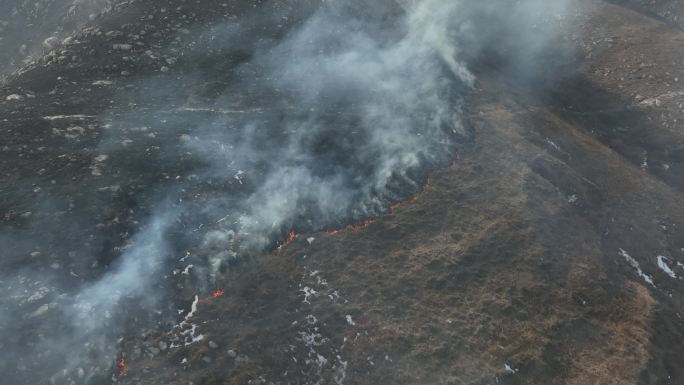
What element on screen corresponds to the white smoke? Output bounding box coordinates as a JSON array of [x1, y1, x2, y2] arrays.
[[0, 0, 576, 383]]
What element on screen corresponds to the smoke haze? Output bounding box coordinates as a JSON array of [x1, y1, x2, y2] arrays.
[[0, 0, 575, 383]]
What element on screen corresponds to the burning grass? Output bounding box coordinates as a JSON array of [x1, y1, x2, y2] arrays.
[[117, 358, 128, 377], [210, 289, 225, 299]]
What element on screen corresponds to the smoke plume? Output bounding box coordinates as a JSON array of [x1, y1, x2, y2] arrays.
[[0, 0, 574, 383]]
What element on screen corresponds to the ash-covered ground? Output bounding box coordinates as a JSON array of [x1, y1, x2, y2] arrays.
[[1, 0, 684, 384]]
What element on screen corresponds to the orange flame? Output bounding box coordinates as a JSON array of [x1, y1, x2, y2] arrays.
[[276, 228, 297, 254], [211, 289, 225, 299], [410, 178, 430, 203], [327, 219, 376, 235], [117, 358, 128, 376], [346, 219, 376, 232], [390, 202, 403, 213]]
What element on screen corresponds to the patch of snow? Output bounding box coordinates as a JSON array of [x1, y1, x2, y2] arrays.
[[619, 249, 655, 286], [179, 251, 190, 262], [657, 256, 677, 279], [234, 170, 245, 184], [301, 286, 317, 304], [181, 264, 193, 275], [345, 315, 355, 325], [504, 363, 518, 374], [304, 314, 318, 325], [567, 194, 578, 204], [169, 296, 204, 348], [334, 356, 348, 384], [179, 295, 199, 326], [307, 237, 315, 244], [6, 94, 23, 101], [43, 115, 94, 120], [545, 138, 561, 151], [298, 330, 323, 347], [641, 153, 648, 170]]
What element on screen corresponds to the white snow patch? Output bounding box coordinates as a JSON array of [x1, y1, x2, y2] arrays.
[[234, 170, 245, 184], [298, 330, 323, 347], [345, 315, 355, 326], [179, 295, 199, 326], [307, 237, 315, 244], [334, 356, 348, 384], [545, 138, 561, 151], [169, 295, 204, 348], [181, 264, 194, 275], [301, 286, 317, 304], [619, 249, 655, 286], [657, 256, 677, 279], [43, 114, 95, 120], [504, 363, 518, 373]]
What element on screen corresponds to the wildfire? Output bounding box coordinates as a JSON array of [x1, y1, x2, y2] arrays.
[[410, 177, 431, 203], [117, 358, 128, 377], [451, 149, 461, 169], [346, 219, 376, 232], [210, 288, 225, 299], [327, 219, 376, 235], [276, 228, 297, 254]]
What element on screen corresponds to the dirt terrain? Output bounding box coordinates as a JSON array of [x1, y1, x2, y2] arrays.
[[1, 1, 684, 385]]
